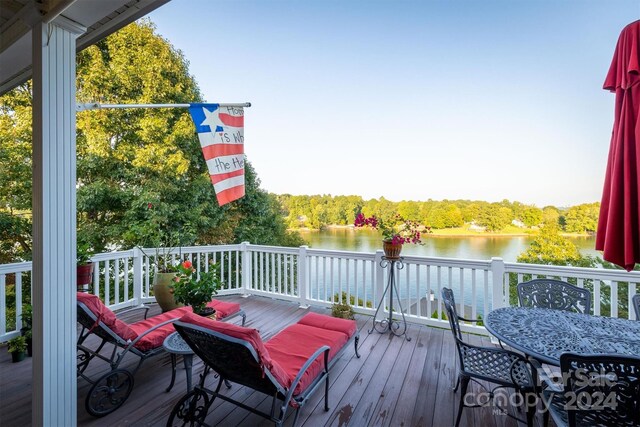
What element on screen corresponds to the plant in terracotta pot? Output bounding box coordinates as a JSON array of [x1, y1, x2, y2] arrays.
[[171, 260, 221, 316], [76, 242, 94, 292], [7, 335, 27, 363], [354, 212, 426, 259]]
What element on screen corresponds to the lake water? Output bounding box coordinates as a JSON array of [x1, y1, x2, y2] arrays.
[[298, 228, 599, 262]]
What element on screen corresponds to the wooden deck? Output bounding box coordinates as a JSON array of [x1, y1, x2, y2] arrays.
[[0, 295, 550, 427]]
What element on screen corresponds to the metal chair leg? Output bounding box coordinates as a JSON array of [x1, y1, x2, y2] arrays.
[[453, 374, 461, 392], [455, 376, 470, 427]]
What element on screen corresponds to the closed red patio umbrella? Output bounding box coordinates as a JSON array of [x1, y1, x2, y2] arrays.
[[596, 20, 640, 271]]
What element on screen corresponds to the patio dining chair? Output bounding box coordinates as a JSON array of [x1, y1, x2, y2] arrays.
[[542, 353, 640, 427], [167, 311, 360, 427], [517, 279, 591, 314], [633, 294, 640, 320], [441, 288, 538, 427], [76, 292, 245, 417]]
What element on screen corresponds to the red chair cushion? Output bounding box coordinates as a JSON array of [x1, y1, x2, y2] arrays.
[[129, 307, 191, 351], [206, 299, 241, 320], [77, 293, 137, 342], [265, 323, 348, 395], [177, 312, 290, 386], [297, 312, 357, 338]]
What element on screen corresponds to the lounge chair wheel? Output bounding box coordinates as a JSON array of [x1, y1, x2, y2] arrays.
[[167, 388, 211, 427], [85, 369, 134, 417]]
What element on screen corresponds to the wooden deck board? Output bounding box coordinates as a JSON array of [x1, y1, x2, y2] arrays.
[[0, 295, 552, 427]]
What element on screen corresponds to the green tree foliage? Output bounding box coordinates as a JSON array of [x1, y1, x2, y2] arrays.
[[519, 206, 543, 227], [563, 202, 600, 233], [542, 206, 560, 226], [517, 224, 596, 267], [427, 202, 463, 229], [475, 203, 513, 232], [0, 21, 301, 262]]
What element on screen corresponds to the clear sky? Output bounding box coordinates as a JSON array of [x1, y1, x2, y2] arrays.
[[148, 0, 640, 207]]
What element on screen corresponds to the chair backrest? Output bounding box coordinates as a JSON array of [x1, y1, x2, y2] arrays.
[[633, 294, 640, 320], [76, 292, 137, 344], [441, 287, 463, 340], [517, 279, 591, 314], [558, 353, 640, 427], [174, 313, 289, 397]]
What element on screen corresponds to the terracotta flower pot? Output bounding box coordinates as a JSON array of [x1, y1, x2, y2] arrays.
[[153, 272, 183, 312], [383, 239, 402, 259]]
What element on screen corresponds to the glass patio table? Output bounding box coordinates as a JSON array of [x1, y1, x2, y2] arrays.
[[485, 307, 640, 366]]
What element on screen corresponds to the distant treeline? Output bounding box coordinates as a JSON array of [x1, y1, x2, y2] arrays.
[[276, 195, 600, 234]]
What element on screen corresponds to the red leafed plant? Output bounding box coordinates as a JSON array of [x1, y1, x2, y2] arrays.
[[354, 213, 426, 245]]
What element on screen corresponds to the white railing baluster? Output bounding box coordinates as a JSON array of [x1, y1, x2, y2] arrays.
[[15, 273, 22, 331], [471, 269, 477, 321], [629, 282, 637, 320], [114, 258, 120, 305], [611, 281, 618, 318], [426, 265, 432, 318], [0, 274, 6, 336], [594, 280, 601, 316]]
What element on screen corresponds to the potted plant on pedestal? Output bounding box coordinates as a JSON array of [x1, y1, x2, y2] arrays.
[[354, 212, 427, 259], [7, 336, 27, 363], [172, 260, 221, 317]]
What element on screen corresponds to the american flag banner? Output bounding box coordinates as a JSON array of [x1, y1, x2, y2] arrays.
[[189, 103, 245, 206]]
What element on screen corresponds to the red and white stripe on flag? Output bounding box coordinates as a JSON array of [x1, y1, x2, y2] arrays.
[[189, 104, 245, 206]]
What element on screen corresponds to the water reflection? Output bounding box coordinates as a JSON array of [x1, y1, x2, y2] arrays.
[[299, 228, 598, 262]]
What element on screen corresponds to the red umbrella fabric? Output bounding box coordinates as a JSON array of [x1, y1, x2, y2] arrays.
[[596, 20, 640, 271]]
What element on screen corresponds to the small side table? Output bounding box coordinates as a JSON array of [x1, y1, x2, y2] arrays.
[[163, 331, 194, 393], [369, 256, 411, 341]]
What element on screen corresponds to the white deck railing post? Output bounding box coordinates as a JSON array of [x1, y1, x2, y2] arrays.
[[240, 242, 251, 297], [298, 245, 310, 309], [491, 257, 506, 311], [132, 247, 144, 305], [374, 250, 385, 310]]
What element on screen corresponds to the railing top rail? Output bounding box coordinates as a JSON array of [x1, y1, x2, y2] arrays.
[[504, 262, 640, 282], [401, 255, 492, 270], [137, 244, 243, 255], [305, 248, 376, 261], [0, 261, 32, 274], [245, 244, 299, 255], [90, 249, 136, 262]]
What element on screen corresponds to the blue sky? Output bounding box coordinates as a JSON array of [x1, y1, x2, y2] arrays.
[[148, 0, 640, 207]]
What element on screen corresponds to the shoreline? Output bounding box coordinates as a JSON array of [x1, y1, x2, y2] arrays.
[[290, 224, 592, 238]]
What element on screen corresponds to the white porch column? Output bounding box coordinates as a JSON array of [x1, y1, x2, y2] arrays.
[[32, 18, 84, 426]]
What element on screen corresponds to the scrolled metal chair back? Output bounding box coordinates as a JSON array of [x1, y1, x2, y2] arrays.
[[633, 294, 640, 320], [559, 353, 640, 426], [441, 287, 463, 340], [517, 279, 591, 314]]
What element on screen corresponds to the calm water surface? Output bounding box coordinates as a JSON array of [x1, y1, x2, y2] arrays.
[[299, 228, 599, 262]]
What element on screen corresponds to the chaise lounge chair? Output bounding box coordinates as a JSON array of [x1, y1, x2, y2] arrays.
[[167, 311, 361, 427], [76, 292, 245, 417]]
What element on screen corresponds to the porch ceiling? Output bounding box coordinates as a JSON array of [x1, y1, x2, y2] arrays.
[[0, 0, 170, 96]]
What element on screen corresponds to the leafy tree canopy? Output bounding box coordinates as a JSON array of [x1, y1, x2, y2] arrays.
[[0, 20, 302, 262]]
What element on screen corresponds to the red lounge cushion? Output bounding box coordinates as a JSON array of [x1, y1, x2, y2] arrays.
[[297, 312, 357, 339], [129, 307, 191, 351], [177, 312, 290, 386], [77, 293, 137, 342], [206, 299, 241, 320], [265, 323, 348, 395]]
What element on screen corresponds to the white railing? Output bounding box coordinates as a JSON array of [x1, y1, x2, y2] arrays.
[[2, 243, 640, 342]]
